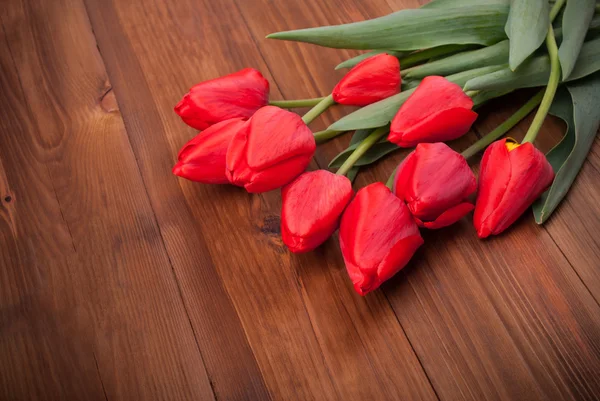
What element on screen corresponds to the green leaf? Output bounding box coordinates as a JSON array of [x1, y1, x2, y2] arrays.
[[403, 19, 600, 80], [533, 72, 600, 223], [329, 64, 506, 131], [404, 40, 509, 79], [349, 129, 373, 146], [335, 50, 404, 70], [346, 167, 360, 183], [505, 0, 550, 70], [472, 89, 512, 106], [464, 37, 600, 91], [554, 15, 600, 41], [422, 0, 509, 8], [267, 5, 509, 51], [328, 140, 399, 169], [558, 0, 596, 79]]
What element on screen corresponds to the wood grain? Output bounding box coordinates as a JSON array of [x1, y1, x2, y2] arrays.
[[1, 0, 600, 400], [1, 0, 215, 400]]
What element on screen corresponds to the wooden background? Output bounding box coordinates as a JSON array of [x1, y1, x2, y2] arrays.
[[1, 0, 599, 400]]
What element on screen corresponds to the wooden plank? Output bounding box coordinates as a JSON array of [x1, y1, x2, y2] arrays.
[[543, 139, 600, 303], [243, 0, 600, 399], [84, 0, 438, 399], [0, 1, 216, 400], [0, 39, 106, 401]]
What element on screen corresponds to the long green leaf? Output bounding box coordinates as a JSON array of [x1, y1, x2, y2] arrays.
[[335, 50, 405, 70], [558, 0, 596, 79], [404, 40, 509, 79], [349, 129, 373, 146], [402, 18, 600, 80], [267, 5, 509, 51], [533, 72, 600, 223], [346, 167, 360, 184], [422, 0, 509, 8], [329, 64, 506, 131], [329, 140, 399, 169], [505, 0, 550, 70], [464, 37, 600, 91]]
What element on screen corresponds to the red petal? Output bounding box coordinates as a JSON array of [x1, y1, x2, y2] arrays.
[[333, 54, 401, 106], [174, 118, 245, 184], [281, 171, 353, 252], [389, 76, 476, 146], [390, 107, 477, 147], [243, 154, 312, 193], [398, 143, 476, 221], [421, 202, 474, 229], [175, 68, 269, 129], [245, 106, 316, 170], [339, 183, 423, 295]]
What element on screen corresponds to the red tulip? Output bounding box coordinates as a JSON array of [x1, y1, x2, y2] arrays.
[[281, 171, 353, 253], [339, 183, 424, 296], [226, 106, 316, 193], [388, 76, 477, 147], [394, 143, 476, 229], [173, 118, 246, 184], [333, 53, 401, 106], [474, 138, 554, 238], [174, 68, 269, 130]]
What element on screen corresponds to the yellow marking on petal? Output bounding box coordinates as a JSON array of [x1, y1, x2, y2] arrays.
[[505, 138, 520, 152]]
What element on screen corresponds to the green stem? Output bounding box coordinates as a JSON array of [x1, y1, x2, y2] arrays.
[[551, 0, 567, 20], [336, 125, 389, 176], [302, 94, 335, 125], [385, 166, 397, 190], [313, 129, 344, 144], [269, 97, 326, 108], [461, 90, 544, 160], [522, 24, 562, 143]]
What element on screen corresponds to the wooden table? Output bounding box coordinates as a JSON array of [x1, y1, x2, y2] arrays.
[[1, 0, 599, 400]]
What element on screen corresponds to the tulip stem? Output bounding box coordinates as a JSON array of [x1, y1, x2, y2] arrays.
[[269, 97, 327, 108], [336, 125, 390, 177], [522, 14, 563, 144], [385, 166, 397, 190], [551, 0, 567, 20], [313, 129, 345, 144], [461, 89, 544, 160], [302, 94, 336, 125]]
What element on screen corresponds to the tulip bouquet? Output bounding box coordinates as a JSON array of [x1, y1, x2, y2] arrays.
[[173, 0, 600, 296]]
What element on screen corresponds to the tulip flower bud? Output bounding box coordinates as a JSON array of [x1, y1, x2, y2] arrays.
[[332, 53, 401, 106], [339, 183, 424, 296], [173, 118, 246, 184], [388, 76, 477, 147], [174, 68, 269, 130], [394, 143, 476, 229], [281, 171, 353, 253], [474, 138, 554, 238], [226, 106, 316, 193]]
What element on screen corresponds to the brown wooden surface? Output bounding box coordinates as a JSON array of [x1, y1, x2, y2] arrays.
[[1, 0, 599, 400]]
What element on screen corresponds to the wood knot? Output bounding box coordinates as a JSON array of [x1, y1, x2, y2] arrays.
[[259, 215, 281, 236], [4, 195, 11, 203], [99, 86, 119, 113]]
